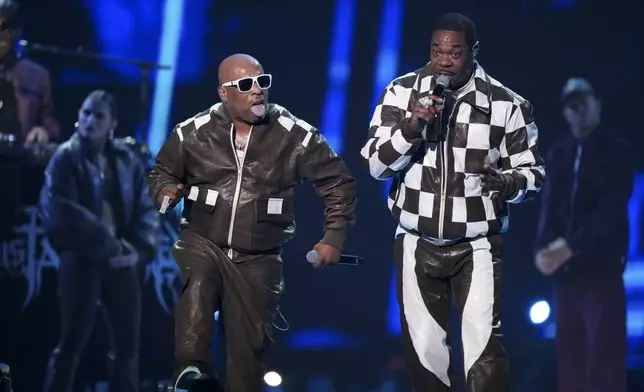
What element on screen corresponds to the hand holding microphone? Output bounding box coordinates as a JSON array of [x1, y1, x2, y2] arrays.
[[306, 243, 364, 268], [406, 96, 445, 132], [157, 183, 185, 214], [405, 74, 451, 135], [306, 243, 341, 268]]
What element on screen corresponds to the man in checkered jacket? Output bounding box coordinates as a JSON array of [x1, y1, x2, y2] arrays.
[[361, 13, 545, 391]]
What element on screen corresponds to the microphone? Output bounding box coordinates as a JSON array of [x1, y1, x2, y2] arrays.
[[306, 250, 364, 266], [417, 74, 451, 141], [159, 195, 171, 214], [418, 74, 451, 108]]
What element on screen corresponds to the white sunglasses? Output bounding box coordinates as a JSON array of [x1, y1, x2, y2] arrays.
[[221, 74, 272, 93]]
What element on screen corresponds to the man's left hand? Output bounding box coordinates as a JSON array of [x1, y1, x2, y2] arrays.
[[24, 126, 49, 146], [535, 238, 573, 276], [481, 155, 517, 211], [480, 156, 508, 196], [312, 243, 341, 269]]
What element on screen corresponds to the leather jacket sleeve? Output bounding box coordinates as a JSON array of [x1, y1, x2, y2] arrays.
[[148, 127, 185, 207], [39, 147, 121, 261], [297, 130, 357, 250], [500, 100, 546, 204], [127, 157, 161, 264], [361, 81, 423, 181]]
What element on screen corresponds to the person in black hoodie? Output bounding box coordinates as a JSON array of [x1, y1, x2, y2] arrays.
[[40, 90, 159, 392], [149, 53, 357, 391], [535, 77, 634, 392]]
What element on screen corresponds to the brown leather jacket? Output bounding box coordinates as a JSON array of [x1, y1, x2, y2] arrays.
[[149, 103, 357, 254], [0, 54, 60, 140]]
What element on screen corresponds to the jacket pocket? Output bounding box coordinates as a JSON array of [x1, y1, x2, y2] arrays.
[[186, 186, 219, 214], [254, 197, 294, 227]]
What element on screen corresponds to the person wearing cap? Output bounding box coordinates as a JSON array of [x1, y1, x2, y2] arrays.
[[535, 77, 634, 392]]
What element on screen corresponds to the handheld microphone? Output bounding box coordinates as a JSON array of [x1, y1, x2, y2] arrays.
[[159, 195, 171, 214], [417, 74, 451, 141], [418, 74, 451, 108], [306, 250, 364, 266]]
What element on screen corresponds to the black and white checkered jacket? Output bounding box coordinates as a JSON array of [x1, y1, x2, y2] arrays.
[[361, 63, 545, 245]]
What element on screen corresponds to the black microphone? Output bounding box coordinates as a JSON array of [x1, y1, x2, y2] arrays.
[[306, 250, 364, 266], [418, 74, 451, 108], [418, 74, 451, 141]]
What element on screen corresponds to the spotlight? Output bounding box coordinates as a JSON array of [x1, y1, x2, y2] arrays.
[[264, 371, 282, 387], [529, 300, 550, 324]]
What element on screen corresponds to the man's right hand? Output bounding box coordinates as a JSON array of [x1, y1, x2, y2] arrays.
[[156, 183, 185, 209], [406, 95, 445, 132]]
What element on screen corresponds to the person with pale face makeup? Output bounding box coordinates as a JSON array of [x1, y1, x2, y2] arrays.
[[39, 91, 159, 392], [0, 0, 59, 145], [361, 12, 545, 392], [149, 54, 357, 391], [535, 78, 634, 392]]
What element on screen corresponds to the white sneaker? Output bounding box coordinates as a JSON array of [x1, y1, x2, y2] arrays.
[[174, 366, 203, 392]]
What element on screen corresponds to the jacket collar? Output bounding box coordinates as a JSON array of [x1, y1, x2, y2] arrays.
[[211, 102, 230, 121], [416, 61, 492, 114]]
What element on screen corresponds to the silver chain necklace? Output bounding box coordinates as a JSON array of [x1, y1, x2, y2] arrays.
[[235, 133, 248, 150]]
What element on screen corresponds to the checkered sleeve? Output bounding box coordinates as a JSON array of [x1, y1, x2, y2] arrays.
[[499, 99, 546, 203], [360, 81, 422, 180]]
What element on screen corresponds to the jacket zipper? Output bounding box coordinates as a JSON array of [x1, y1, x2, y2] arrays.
[[437, 101, 460, 245], [226, 123, 253, 258]]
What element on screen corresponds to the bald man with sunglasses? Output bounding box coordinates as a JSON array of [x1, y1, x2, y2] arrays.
[[149, 53, 357, 391]]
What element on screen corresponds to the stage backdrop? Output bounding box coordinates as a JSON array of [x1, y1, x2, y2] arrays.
[[2, 0, 644, 391]]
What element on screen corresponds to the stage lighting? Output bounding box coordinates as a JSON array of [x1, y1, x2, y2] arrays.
[[529, 300, 551, 324], [264, 371, 282, 387]]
